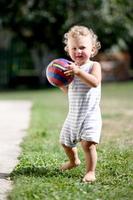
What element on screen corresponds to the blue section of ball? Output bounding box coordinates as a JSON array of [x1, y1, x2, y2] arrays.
[[47, 71, 68, 85]]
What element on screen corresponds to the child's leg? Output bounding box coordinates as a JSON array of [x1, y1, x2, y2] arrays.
[[81, 140, 97, 182], [60, 144, 81, 171]]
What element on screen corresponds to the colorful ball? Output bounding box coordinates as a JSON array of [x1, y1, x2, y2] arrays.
[[46, 58, 74, 87]]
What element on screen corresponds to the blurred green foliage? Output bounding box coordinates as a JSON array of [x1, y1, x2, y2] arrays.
[[0, 0, 133, 53]]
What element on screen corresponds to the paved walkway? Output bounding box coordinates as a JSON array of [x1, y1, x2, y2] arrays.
[[0, 100, 32, 200]]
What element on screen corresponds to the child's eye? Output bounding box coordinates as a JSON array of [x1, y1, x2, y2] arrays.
[[80, 46, 86, 50], [73, 47, 76, 50]]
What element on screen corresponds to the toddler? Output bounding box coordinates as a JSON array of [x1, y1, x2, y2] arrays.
[[60, 25, 102, 183]]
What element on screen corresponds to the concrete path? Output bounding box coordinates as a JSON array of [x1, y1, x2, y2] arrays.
[[0, 100, 32, 200]]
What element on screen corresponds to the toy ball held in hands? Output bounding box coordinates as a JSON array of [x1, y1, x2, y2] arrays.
[[46, 58, 74, 87]]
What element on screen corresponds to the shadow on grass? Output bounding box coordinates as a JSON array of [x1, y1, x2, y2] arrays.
[[11, 166, 60, 177], [10, 165, 80, 179]]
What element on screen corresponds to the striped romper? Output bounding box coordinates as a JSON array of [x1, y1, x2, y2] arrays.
[[60, 61, 102, 147]]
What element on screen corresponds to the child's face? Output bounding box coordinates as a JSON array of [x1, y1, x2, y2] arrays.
[[67, 35, 93, 66]]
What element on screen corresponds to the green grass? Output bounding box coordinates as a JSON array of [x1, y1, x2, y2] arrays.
[[0, 82, 133, 200]]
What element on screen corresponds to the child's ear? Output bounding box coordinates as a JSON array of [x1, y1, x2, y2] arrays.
[[65, 46, 70, 56], [91, 47, 96, 57]]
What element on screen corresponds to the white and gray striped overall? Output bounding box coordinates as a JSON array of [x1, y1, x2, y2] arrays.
[[60, 61, 102, 147]]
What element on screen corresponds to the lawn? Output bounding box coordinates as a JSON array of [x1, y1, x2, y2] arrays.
[[0, 82, 133, 200]]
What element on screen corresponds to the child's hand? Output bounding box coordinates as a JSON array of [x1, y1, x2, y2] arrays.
[[64, 63, 80, 76], [59, 86, 68, 93]]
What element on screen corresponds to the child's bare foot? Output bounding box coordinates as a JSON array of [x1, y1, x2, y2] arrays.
[[82, 171, 96, 183], [60, 160, 81, 171]]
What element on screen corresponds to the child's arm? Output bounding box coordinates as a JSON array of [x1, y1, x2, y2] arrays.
[[65, 62, 101, 87], [77, 62, 101, 87]]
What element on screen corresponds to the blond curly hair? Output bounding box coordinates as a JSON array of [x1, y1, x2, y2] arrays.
[[63, 25, 101, 57]]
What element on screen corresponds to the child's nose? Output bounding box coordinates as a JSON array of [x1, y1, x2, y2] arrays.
[[76, 49, 82, 54]]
